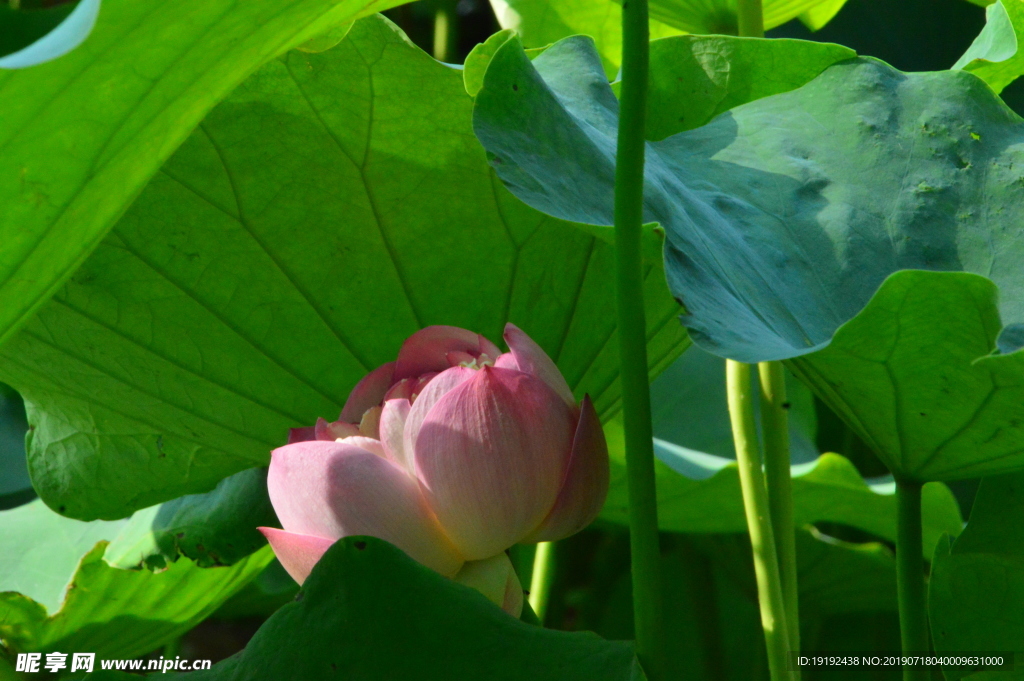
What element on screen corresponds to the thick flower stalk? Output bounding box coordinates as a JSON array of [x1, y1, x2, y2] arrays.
[[259, 324, 609, 616]]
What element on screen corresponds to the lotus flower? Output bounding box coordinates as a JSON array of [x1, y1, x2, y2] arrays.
[[259, 324, 609, 616], [286, 325, 502, 443]]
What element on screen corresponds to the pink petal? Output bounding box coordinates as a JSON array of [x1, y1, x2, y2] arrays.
[[403, 366, 475, 462], [288, 427, 316, 444], [315, 417, 360, 441], [380, 399, 413, 472], [493, 353, 519, 371], [340, 361, 396, 423], [408, 374, 438, 401], [413, 366, 574, 559], [385, 378, 415, 401], [337, 435, 385, 458], [503, 323, 575, 407], [520, 396, 609, 542], [258, 528, 335, 585], [384, 373, 439, 403], [452, 552, 524, 617], [394, 326, 501, 380], [268, 440, 464, 576]]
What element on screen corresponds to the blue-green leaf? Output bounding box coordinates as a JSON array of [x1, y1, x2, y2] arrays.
[[0, 0, 100, 69]]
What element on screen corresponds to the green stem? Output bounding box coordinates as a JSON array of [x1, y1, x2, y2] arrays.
[[896, 478, 930, 681], [528, 541, 556, 624], [758, 361, 801, 667], [727, 360, 793, 681], [735, 0, 791, 670], [737, 0, 765, 37], [431, 0, 458, 63], [615, 0, 665, 677]]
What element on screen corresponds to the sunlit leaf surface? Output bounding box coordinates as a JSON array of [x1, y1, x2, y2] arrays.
[[0, 0, 406, 351], [0, 500, 270, 659], [0, 16, 685, 520]]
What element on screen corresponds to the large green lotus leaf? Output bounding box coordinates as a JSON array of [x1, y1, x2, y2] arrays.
[[603, 418, 961, 555], [0, 500, 271, 660], [930, 472, 1024, 680], [1, 548, 271, 661], [472, 36, 1024, 364], [793, 529, 897, 615], [642, 35, 855, 141], [600, 305, 962, 548], [954, 0, 1024, 94], [487, 0, 848, 75], [488, 0, 684, 76], [0, 0, 409, 353], [0, 16, 686, 520], [100, 537, 643, 681], [211, 559, 298, 620], [790, 270, 1024, 481], [104, 467, 277, 569], [0, 500, 129, 615]]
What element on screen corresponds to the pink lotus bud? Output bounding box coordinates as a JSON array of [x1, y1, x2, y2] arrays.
[[393, 326, 501, 380], [263, 324, 608, 612], [289, 327, 502, 444]]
